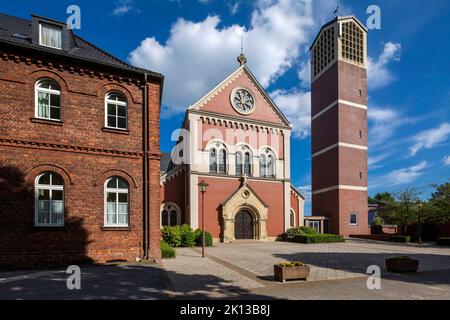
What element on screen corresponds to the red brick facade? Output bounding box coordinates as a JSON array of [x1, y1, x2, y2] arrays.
[[311, 17, 369, 237], [0, 35, 163, 267]]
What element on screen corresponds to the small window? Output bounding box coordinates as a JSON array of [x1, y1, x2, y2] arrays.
[[259, 149, 276, 178], [290, 210, 295, 227], [39, 23, 62, 50], [307, 220, 320, 233], [35, 172, 64, 226], [161, 204, 180, 227], [359, 171, 362, 179], [350, 213, 358, 225], [105, 177, 129, 227], [358, 89, 362, 97], [235, 152, 243, 176], [358, 130, 363, 138], [35, 79, 61, 120], [105, 93, 128, 130], [208, 143, 227, 174], [209, 148, 217, 173]]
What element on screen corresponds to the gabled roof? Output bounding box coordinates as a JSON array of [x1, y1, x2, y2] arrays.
[[188, 64, 291, 127], [0, 13, 163, 78], [309, 15, 367, 51]]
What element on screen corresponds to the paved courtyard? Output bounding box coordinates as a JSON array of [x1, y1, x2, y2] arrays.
[[1, 239, 450, 299]]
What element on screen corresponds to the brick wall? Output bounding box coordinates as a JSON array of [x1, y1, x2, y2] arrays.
[[0, 46, 162, 267]]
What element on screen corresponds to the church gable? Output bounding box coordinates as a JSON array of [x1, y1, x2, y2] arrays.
[[190, 66, 290, 127]]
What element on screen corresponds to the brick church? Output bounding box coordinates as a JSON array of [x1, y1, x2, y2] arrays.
[[0, 11, 368, 267], [160, 54, 305, 242]]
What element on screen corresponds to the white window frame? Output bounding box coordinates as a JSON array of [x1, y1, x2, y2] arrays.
[[307, 220, 321, 233], [34, 173, 64, 227], [208, 143, 228, 174], [39, 23, 62, 50], [290, 209, 295, 227], [235, 149, 252, 177], [35, 79, 61, 121], [105, 92, 128, 130], [104, 177, 130, 227], [349, 213, 358, 226]]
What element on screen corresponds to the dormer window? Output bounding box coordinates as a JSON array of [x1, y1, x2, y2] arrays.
[[39, 23, 62, 50]]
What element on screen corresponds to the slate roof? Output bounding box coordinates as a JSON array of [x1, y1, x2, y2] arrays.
[[160, 152, 173, 174], [0, 13, 162, 78]]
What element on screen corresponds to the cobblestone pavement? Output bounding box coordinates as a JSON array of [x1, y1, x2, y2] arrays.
[[203, 239, 450, 281], [161, 240, 450, 300]]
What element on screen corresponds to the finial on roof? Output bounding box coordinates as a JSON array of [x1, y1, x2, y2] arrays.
[[237, 34, 247, 66], [333, 5, 339, 18]]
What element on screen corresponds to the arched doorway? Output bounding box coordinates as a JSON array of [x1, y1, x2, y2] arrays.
[[234, 210, 254, 239]]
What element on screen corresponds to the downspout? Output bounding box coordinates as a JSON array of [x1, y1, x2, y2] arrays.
[[143, 72, 149, 259]]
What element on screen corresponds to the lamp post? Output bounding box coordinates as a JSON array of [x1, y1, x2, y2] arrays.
[[198, 180, 209, 258], [417, 201, 423, 245]]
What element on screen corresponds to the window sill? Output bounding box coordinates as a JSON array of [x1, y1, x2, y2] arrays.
[[31, 225, 65, 231], [101, 226, 131, 231], [30, 118, 64, 126], [102, 127, 130, 135]]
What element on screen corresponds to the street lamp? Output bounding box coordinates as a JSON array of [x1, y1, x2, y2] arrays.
[[198, 180, 209, 258]]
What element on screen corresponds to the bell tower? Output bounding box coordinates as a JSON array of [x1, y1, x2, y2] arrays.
[[310, 16, 369, 236]]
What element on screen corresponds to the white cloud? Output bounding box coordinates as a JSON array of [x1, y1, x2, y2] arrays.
[[270, 89, 310, 138], [409, 123, 450, 156], [367, 42, 401, 90], [371, 161, 428, 188], [297, 185, 311, 200], [129, 0, 318, 117], [298, 60, 311, 87], [443, 156, 450, 166], [228, 1, 240, 15], [112, 0, 138, 16], [368, 106, 403, 147]]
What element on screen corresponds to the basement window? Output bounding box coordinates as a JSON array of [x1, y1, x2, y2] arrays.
[[39, 23, 62, 50]]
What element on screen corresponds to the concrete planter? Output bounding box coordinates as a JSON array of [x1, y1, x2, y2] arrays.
[[386, 257, 419, 273], [274, 264, 310, 282]]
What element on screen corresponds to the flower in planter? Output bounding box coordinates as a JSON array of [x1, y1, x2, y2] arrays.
[[276, 261, 305, 267]]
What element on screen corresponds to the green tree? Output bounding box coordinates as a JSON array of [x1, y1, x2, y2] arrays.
[[426, 182, 450, 225]]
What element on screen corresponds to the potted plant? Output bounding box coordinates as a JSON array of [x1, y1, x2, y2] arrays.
[[274, 261, 310, 282], [386, 256, 419, 272]]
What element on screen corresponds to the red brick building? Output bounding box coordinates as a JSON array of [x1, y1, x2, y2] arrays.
[[310, 16, 370, 236], [160, 54, 305, 242], [0, 13, 163, 267]]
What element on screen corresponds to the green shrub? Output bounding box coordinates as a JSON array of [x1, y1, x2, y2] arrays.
[[298, 226, 319, 234], [284, 226, 318, 240], [390, 235, 411, 243], [436, 237, 450, 246], [161, 226, 181, 247], [160, 241, 176, 259], [194, 229, 213, 247], [162, 224, 195, 247], [293, 233, 345, 244]]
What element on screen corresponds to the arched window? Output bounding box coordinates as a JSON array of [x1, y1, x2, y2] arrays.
[[161, 203, 180, 227], [35, 172, 64, 226], [244, 152, 251, 175], [290, 209, 295, 227], [235, 152, 243, 176], [259, 155, 266, 177], [218, 149, 227, 173], [209, 148, 217, 173], [105, 177, 129, 226], [35, 79, 61, 120], [259, 148, 276, 178], [105, 92, 127, 130], [209, 143, 228, 174]]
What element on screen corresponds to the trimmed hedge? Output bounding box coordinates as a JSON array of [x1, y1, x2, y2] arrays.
[[390, 235, 411, 243], [292, 233, 345, 244], [194, 229, 213, 247], [284, 226, 318, 241], [162, 224, 195, 247], [160, 241, 176, 259], [436, 237, 450, 246]]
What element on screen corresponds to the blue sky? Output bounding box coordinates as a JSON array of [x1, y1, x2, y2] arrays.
[[3, 0, 449, 214]]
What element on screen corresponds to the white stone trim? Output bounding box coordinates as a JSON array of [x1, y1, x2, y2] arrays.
[[284, 182, 291, 232], [311, 99, 367, 121], [312, 185, 367, 195], [311, 142, 367, 158], [189, 174, 199, 229]]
